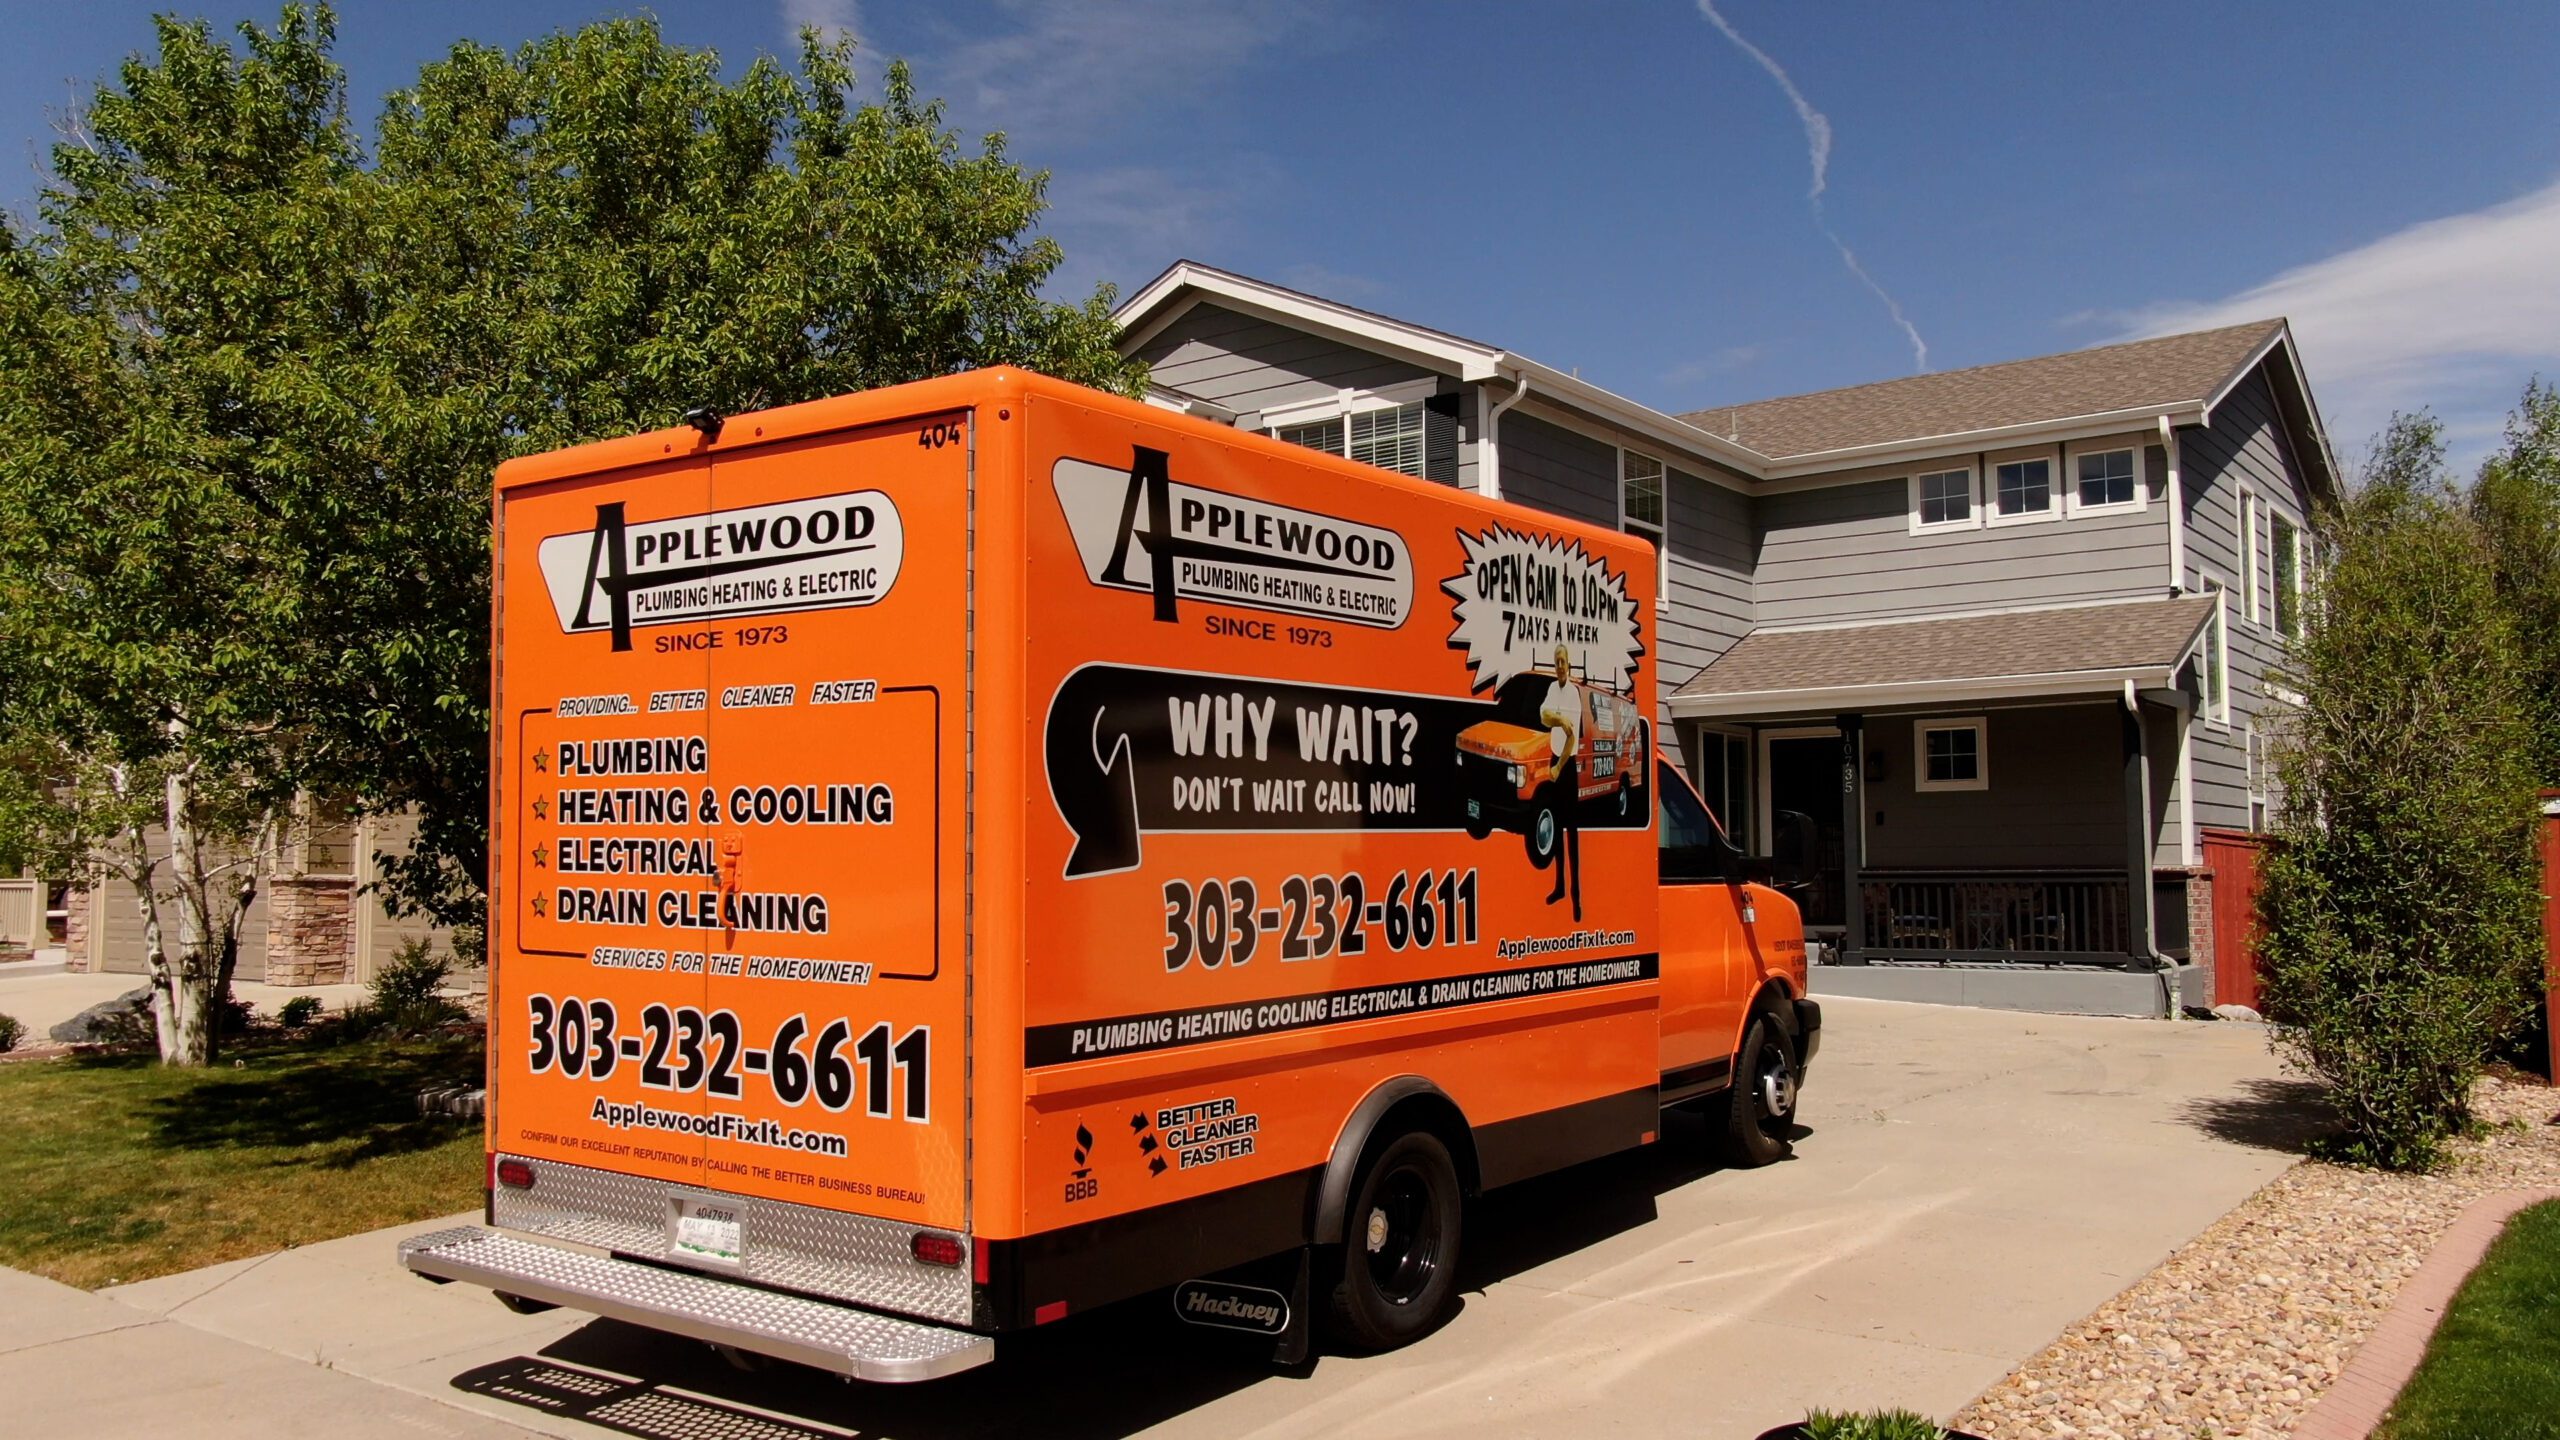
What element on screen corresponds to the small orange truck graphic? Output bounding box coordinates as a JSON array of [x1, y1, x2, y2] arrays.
[[1456, 663, 1649, 865]]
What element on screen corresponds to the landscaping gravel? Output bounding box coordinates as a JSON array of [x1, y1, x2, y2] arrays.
[[1952, 1073, 2560, 1440]]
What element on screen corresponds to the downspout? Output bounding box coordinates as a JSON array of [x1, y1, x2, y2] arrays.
[[2161, 414, 2186, 593], [1479, 366, 1529, 502], [2125, 677, 2184, 1018]]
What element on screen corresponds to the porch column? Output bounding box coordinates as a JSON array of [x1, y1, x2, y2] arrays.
[[2122, 700, 2155, 965], [1838, 714, 1865, 964]]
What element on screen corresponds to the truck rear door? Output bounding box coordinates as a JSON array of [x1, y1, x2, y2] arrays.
[[693, 413, 972, 1237]]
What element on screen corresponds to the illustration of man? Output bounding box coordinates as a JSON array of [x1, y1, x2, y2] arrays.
[[1539, 645, 1582, 920]]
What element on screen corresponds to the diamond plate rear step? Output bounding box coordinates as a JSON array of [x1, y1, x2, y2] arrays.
[[399, 1227, 992, 1383]]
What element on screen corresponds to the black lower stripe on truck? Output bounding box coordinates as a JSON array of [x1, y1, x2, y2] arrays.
[[1658, 1056, 1734, 1103], [1025, 953, 1660, 1067], [979, 1168, 1318, 1330]]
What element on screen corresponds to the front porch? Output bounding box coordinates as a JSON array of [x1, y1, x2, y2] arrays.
[[1671, 599, 2223, 1012]]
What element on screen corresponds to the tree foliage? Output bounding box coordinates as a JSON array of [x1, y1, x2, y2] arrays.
[[2469, 379, 2560, 783], [0, 6, 1142, 1059], [2257, 414, 2545, 1171]]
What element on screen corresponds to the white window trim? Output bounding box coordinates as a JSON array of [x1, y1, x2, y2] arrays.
[[2196, 573, 2232, 729], [2245, 719, 2271, 830], [1256, 378, 1440, 432], [2064, 444, 2146, 517], [1907, 466, 1982, 535], [2270, 509, 2304, 637], [2239, 489, 2262, 623], [1912, 716, 1989, 792], [1618, 447, 1672, 614], [1985, 455, 2062, 528]]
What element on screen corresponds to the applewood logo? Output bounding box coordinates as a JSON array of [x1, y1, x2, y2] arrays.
[[537, 490, 905, 651], [1052, 449, 1413, 628]]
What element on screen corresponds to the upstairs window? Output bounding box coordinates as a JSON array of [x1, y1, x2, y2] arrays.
[[2272, 514, 2301, 638], [1276, 401, 1429, 480], [1621, 450, 1670, 610], [1275, 418, 1344, 455], [2074, 448, 2138, 510], [2199, 579, 2230, 724], [1349, 403, 1425, 476], [1912, 468, 1975, 531], [1993, 458, 2053, 520]]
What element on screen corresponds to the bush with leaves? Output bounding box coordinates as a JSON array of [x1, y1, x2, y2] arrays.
[[0, 1013, 23, 1052], [2257, 414, 2545, 1172], [335, 939, 466, 1040], [277, 994, 323, 1029], [1797, 1410, 1950, 1440]]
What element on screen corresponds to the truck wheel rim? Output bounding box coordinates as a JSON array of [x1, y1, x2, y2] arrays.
[[1534, 812, 1556, 854], [1363, 1164, 1442, 1305], [1755, 1040, 1796, 1132]]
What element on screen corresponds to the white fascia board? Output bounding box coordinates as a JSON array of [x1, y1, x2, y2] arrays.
[[1753, 405, 2207, 485], [1668, 666, 2175, 720], [2204, 326, 2344, 500], [1497, 355, 1770, 478], [1112, 264, 1494, 378]]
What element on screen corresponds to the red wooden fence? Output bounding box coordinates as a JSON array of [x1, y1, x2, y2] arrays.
[[2201, 828, 2267, 1010], [2542, 793, 2559, 1082]]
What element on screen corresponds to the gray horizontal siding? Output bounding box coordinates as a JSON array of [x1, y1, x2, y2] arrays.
[[1861, 706, 2125, 869], [1754, 454, 2172, 627], [1499, 411, 1617, 526], [1132, 303, 1435, 419], [2180, 367, 2312, 833]]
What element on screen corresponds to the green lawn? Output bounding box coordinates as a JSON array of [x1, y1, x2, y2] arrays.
[[2382, 1199, 2560, 1440], [0, 1037, 485, 1289]]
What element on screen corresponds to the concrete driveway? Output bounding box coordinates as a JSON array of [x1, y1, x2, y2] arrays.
[[73, 996, 2293, 1438]]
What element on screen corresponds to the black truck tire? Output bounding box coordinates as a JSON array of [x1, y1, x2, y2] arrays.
[[1322, 1129, 1463, 1352], [1717, 1013, 1800, 1168]]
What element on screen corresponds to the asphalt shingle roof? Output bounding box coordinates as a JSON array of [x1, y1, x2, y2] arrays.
[[1677, 322, 2285, 461], [1675, 597, 2220, 704]]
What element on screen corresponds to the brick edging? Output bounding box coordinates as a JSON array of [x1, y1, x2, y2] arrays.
[[2290, 1186, 2560, 1439]]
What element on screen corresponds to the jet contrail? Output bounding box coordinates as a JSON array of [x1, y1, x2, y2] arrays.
[[1695, 0, 1927, 371]]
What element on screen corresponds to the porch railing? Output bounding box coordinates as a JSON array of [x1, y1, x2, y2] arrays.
[[1851, 870, 2163, 968]]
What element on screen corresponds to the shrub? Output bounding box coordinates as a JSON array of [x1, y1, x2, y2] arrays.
[[0, 1012, 23, 1051], [1799, 1411, 1948, 1440], [277, 995, 323, 1029], [2258, 417, 2545, 1172], [335, 939, 467, 1040]]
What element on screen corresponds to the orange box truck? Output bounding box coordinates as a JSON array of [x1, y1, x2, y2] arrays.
[[400, 370, 1820, 1379]]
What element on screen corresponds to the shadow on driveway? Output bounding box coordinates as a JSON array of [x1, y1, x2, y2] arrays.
[[445, 1107, 1789, 1440], [2175, 1076, 2337, 1155]]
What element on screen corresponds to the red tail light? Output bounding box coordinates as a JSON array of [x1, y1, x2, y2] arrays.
[[911, 1231, 964, 1267], [495, 1159, 536, 1190]]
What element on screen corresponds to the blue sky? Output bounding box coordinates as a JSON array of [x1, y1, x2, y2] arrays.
[[5, 1, 2558, 474]]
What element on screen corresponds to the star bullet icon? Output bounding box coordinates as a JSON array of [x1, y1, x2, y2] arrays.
[[533, 751, 548, 774], [532, 846, 549, 869], [530, 895, 548, 917], [532, 798, 549, 821]]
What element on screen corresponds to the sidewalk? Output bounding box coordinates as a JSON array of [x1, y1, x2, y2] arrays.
[[0, 1262, 538, 1439]]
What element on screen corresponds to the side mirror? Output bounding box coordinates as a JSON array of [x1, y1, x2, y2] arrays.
[[1742, 854, 1776, 886]]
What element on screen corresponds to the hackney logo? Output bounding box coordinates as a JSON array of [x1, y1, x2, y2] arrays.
[[1053, 449, 1413, 629], [537, 490, 905, 651]]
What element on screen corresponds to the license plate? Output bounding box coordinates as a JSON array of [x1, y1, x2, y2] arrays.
[[670, 1193, 744, 1268]]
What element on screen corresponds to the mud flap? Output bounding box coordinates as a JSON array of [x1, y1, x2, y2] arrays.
[[1272, 1246, 1313, 1368]]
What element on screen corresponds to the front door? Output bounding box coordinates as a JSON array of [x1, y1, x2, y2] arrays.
[[1762, 732, 1846, 929]]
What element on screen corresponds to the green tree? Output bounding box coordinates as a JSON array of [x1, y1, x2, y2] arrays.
[[0, 8, 361, 1063], [2257, 414, 2545, 1170], [2469, 379, 2560, 782], [0, 6, 1146, 1048]]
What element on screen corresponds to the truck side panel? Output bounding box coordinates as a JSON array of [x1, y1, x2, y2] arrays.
[[1002, 390, 1666, 1316]]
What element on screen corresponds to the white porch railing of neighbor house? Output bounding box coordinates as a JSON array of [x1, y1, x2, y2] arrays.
[[1853, 869, 2183, 968]]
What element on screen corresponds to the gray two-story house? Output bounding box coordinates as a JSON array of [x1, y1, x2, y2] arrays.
[[1116, 261, 2335, 1015]]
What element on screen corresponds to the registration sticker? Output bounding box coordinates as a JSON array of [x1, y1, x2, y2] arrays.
[[669, 1193, 745, 1269]]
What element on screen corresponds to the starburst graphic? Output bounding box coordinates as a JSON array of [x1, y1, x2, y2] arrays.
[[1442, 525, 1645, 694]]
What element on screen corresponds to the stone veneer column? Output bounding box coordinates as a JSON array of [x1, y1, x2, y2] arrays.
[[265, 876, 356, 987], [61, 888, 92, 972]]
